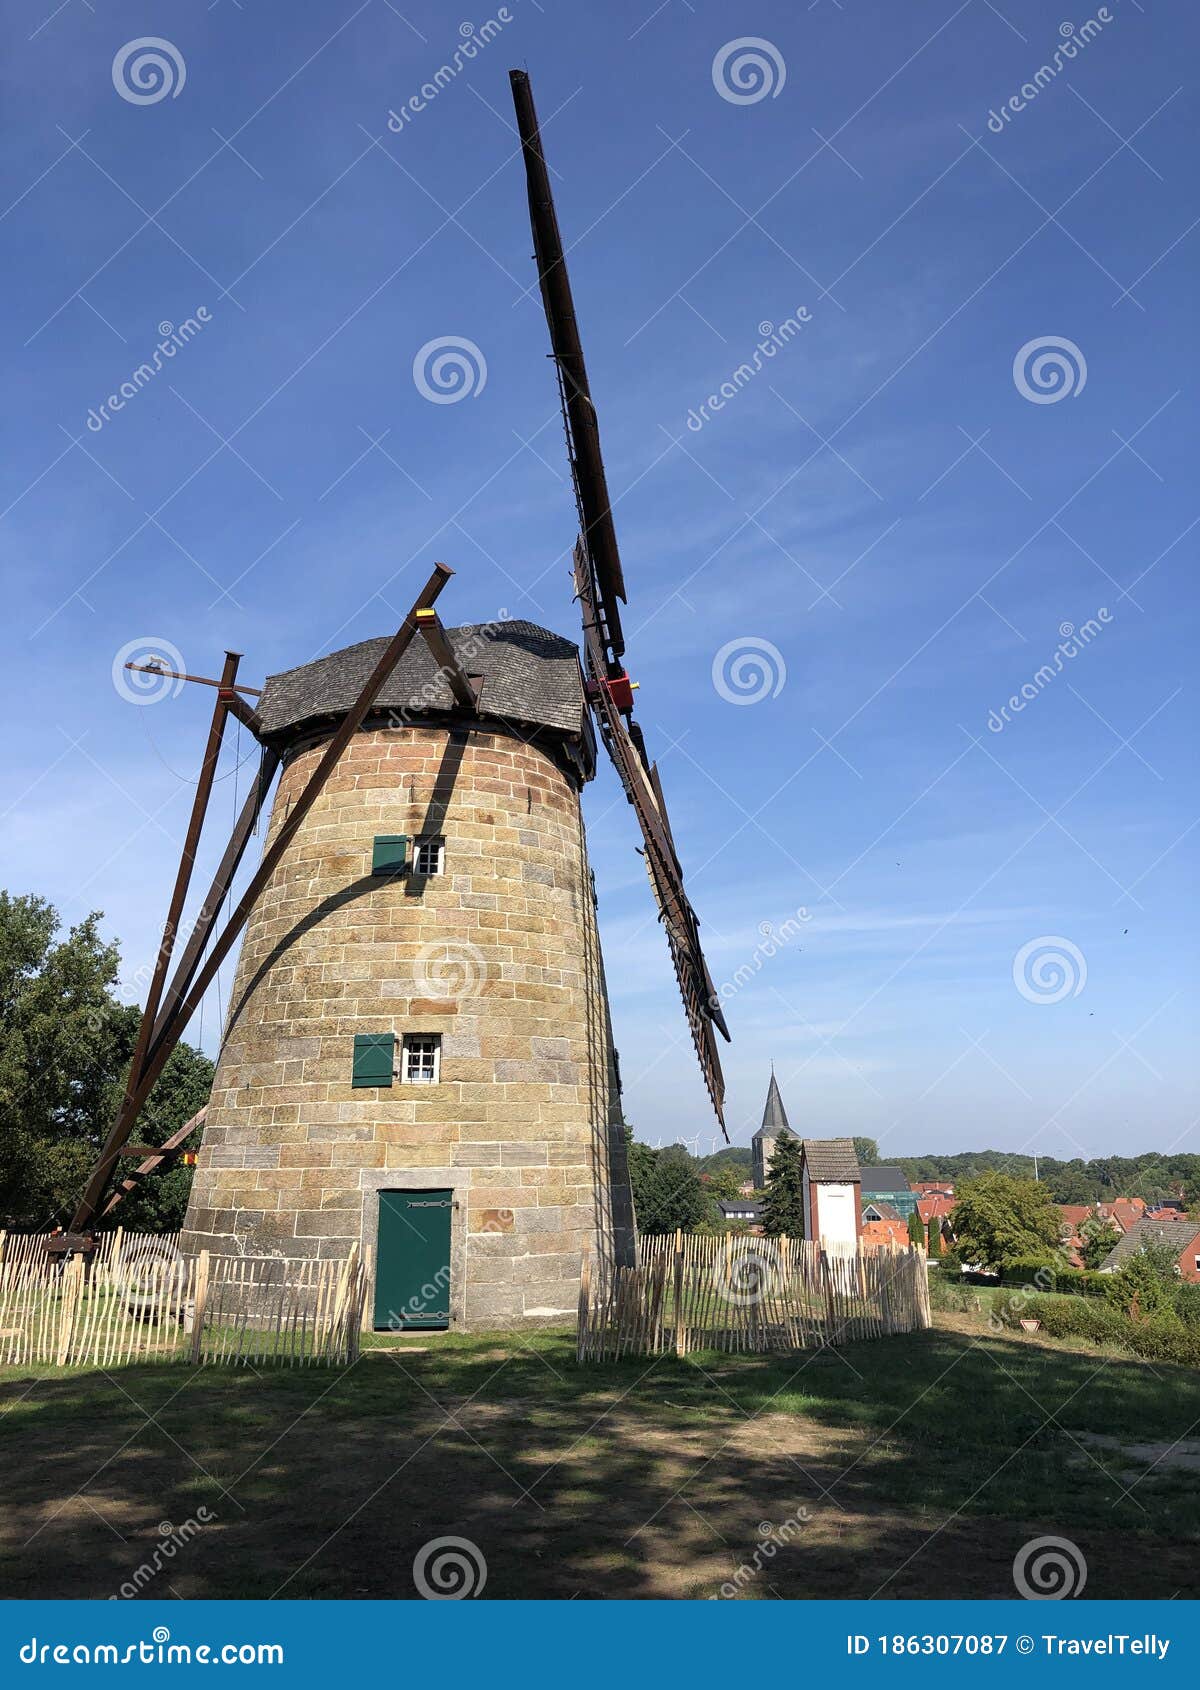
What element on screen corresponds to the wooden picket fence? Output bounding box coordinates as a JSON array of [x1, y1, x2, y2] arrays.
[[577, 1232, 932, 1362], [0, 1231, 366, 1370]]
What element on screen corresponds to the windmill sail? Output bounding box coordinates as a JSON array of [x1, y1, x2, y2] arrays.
[[511, 67, 730, 1131]]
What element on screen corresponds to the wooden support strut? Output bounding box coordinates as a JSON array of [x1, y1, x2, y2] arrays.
[[413, 607, 482, 712], [101, 1106, 209, 1218], [71, 653, 241, 1231], [73, 563, 455, 1227]]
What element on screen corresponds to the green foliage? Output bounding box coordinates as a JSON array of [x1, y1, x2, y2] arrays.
[[629, 1142, 709, 1235], [907, 1208, 926, 1247], [0, 892, 213, 1229], [926, 1216, 943, 1256], [1078, 1215, 1122, 1270], [1104, 1243, 1180, 1320], [852, 1136, 879, 1168], [895, 1148, 1199, 1209], [699, 1162, 745, 1204], [1001, 1293, 1200, 1368], [949, 1172, 1062, 1272], [760, 1134, 805, 1237]]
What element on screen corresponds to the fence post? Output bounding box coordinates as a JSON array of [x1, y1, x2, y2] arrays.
[[674, 1238, 686, 1357], [190, 1250, 210, 1364], [56, 1255, 83, 1366]]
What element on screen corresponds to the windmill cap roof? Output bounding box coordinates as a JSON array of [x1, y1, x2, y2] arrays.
[[801, 1138, 861, 1182], [256, 620, 589, 748]]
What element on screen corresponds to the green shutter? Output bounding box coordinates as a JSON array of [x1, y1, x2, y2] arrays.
[[353, 1032, 395, 1088], [371, 835, 409, 876]]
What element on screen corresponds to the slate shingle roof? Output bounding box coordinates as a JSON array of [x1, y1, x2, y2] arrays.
[[256, 620, 588, 746], [858, 1165, 910, 1194], [752, 1072, 791, 1142], [800, 1138, 861, 1182], [1099, 1216, 1200, 1271]]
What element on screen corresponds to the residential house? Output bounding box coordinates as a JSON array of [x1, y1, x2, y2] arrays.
[[859, 1166, 919, 1219], [718, 1198, 763, 1232], [862, 1217, 910, 1249], [1099, 1217, 1200, 1282], [912, 1180, 955, 1199]]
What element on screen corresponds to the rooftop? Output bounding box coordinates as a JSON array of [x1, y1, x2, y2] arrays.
[[858, 1165, 910, 1193], [256, 620, 590, 751], [1100, 1216, 1200, 1271], [752, 1071, 791, 1141], [800, 1138, 861, 1183]]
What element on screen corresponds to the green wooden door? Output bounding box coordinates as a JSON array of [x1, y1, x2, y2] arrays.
[[374, 1189, 452, 1331]]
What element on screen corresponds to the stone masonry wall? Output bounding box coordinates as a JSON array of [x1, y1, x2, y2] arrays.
[[180, 723, 635, 1328]]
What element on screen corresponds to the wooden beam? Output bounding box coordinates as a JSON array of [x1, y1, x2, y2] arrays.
[[106, 563, 455, 1159], [148, 747, 280, 1054], [414, 607, 482, 712], [101, 1107, 208, 1218], [71, 654, 239, 1230]]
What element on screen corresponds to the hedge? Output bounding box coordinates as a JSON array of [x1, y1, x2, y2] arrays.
[[1000, 1294, 1200, 1368]]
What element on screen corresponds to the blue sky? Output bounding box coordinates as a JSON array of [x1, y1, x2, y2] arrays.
[[2, 0, 1196, 1165]]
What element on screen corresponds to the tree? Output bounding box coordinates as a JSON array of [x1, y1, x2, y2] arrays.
[[949, 1171, 1061, 1271], [853, 1136, 879, 1167], [700, 1162, 745, 1204], [1105, 1243, 1180, 1320], [761, 1134, 805, 1237], [907, 1208, 926, 1247], [1078, 1215, 1122, 1270], [631, 1143, 708, 1235], [0, 892, 213, 1229], [926, 1215, 943, 1256]]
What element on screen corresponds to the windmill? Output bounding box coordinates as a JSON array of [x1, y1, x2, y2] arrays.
[[71, 72, 729, 1331]]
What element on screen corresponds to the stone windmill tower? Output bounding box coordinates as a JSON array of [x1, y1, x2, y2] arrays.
[[73, 73, 730, 1333]]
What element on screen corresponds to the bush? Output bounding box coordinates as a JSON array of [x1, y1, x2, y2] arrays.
[[999, 1294, 1200, 1367], [997, 1257, 1060, 1291], [1173, 1280, 1200, 1328]]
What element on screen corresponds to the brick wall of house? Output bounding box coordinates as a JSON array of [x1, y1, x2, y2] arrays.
[[180, 722, 636, 1327]]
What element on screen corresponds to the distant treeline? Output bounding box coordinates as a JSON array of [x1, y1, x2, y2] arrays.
[[692, 1142, 1199, 1208]]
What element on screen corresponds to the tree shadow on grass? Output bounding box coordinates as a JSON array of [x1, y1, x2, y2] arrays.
[[1, 1325, 1197, 1600]]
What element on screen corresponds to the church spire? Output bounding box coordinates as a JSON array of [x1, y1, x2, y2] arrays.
[[760, 1070, 789, 1133]]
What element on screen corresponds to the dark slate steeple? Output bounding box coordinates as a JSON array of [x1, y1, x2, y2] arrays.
[[753, 1068, 791, 1142]]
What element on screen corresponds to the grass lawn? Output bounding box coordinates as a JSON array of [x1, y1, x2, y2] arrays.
[[1, 1309, 1198, 1601]]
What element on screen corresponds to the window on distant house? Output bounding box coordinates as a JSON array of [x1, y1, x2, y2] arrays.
[[412, 837, 445, 876], [401, 1034, 441, 1084]]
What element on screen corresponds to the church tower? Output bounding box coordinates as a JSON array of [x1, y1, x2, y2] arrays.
[[751, 1069, 793, 1189]]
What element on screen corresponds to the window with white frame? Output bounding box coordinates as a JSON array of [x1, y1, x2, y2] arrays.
[[401, 1034, 441, 1084], [412, 837, 445, 876]]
